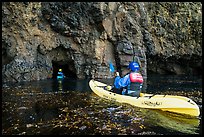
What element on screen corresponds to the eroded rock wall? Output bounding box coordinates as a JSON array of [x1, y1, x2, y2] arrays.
[[2, 2, 202, 83], [144, 2, 202, 74], [2, 2, 147, 82]]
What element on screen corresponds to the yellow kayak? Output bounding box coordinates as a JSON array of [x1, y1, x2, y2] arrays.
[[89, 79, 200, 117]]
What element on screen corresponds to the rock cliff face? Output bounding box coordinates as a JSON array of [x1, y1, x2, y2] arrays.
[[2, 2, 202, 83], [144, 3, 202, 75]]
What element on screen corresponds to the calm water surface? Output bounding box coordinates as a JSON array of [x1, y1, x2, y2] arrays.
[[2, 75, 202, 135]]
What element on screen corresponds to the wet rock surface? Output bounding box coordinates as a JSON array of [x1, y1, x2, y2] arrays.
[[144, 2, 202, 75], [2, 2, 202, 83]]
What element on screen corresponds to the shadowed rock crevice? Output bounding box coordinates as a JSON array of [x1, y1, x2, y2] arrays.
[[147, 54, 202, 75], [52, 60, 77, 79], [2, 41, 14, 66]]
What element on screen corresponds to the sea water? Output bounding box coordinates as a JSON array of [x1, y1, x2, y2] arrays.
[[2, 75, 202, 135]]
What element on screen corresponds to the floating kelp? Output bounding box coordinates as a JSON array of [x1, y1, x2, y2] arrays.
[[2, 77, 202, 135]]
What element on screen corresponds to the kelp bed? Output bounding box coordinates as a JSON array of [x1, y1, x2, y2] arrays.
[[2, 84, 201, 135]]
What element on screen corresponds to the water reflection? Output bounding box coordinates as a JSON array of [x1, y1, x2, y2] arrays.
[[3, 78, 92, 93], [2, 75, 202, 135], [140, 109, 200, 134], [57, 79, 63, 92]]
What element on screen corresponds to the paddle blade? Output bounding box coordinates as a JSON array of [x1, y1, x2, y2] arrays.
[[109, 62, 115, 73]]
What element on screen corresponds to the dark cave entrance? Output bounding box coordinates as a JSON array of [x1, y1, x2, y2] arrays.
[[52, 60, 77, 79]]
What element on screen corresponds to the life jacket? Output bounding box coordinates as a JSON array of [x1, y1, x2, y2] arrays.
[[57, 72, 64, 79], [129, 72, 143, 83], [128, 72, 143, 94]]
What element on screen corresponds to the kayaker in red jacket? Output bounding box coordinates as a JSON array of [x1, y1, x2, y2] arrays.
[[112, 62, 143, 97]]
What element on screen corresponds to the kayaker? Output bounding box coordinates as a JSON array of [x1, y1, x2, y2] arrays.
[[57, 68, 65, 79], [112, 62, 143, 97]]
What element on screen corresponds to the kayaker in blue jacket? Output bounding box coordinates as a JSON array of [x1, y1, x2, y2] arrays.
[[57, 69, 64, 79], [112, 62, 143, 97]]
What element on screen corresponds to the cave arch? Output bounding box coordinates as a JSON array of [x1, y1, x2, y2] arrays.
[[52, 60, 77, 79]]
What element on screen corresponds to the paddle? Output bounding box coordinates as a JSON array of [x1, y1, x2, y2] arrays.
[[109, 61, 115, 73], [95, 61, 116, 90], [109, 61, 120, 77], [94, 61, 114, 84], [96, 61, 115, 90]]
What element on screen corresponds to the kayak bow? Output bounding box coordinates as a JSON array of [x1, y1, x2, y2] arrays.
[[89, 79, 200, 117]]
